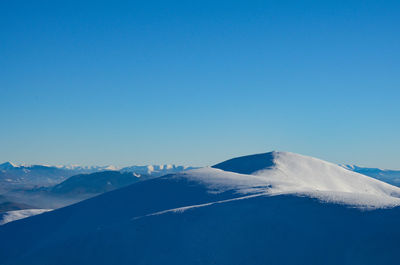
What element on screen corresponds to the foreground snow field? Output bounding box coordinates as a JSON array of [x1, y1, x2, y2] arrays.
[[1, 151, 400, 265]]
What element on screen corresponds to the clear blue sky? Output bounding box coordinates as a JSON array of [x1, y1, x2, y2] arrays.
[[1, 0, 399, 168]]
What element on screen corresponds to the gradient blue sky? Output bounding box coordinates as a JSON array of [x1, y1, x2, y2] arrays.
[[1, 0, 399, 168]]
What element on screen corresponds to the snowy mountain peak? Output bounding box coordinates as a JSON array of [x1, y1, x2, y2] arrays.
[[212, 151, 276, 174], [181, 151, 400, 208], [0, 161, 17, 170]]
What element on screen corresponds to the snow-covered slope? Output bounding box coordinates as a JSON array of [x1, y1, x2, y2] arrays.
[[0, 209, 51, 225], [1, 151, 400, 265]]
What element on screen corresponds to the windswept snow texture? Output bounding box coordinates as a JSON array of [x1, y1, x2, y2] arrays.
[[1, 151, 400, 265], [211, 151, 400, 208], [0, 209, 51, 225]]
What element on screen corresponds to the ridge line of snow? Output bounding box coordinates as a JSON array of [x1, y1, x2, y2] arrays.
[[131, 193, 266, 221], [131, 186, 397, 222]]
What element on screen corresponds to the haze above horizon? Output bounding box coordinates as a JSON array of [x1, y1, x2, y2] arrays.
[[1, 1, 399, 168]]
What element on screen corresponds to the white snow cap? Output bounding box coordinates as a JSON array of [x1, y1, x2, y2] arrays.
[[178, 151, 400, 208]]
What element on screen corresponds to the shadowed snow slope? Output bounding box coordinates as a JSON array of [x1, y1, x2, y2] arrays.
[[1, 151, 400, 265]]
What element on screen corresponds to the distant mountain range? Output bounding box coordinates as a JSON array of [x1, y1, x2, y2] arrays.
[[341, 165, 400, 186], [120, 165, 197, 176], [0, 163, 197, 211], [0, 161, 197, 189], [0, 171, 144, 210]]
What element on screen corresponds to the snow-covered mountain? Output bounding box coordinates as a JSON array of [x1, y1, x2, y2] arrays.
[[0, 162, 17, 171], [341, 164, 400, 187], [0, 163, 83, 189], [1, 151, 400, 265], [209, 151, 400, 208], [0, 162, 117, 172]]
